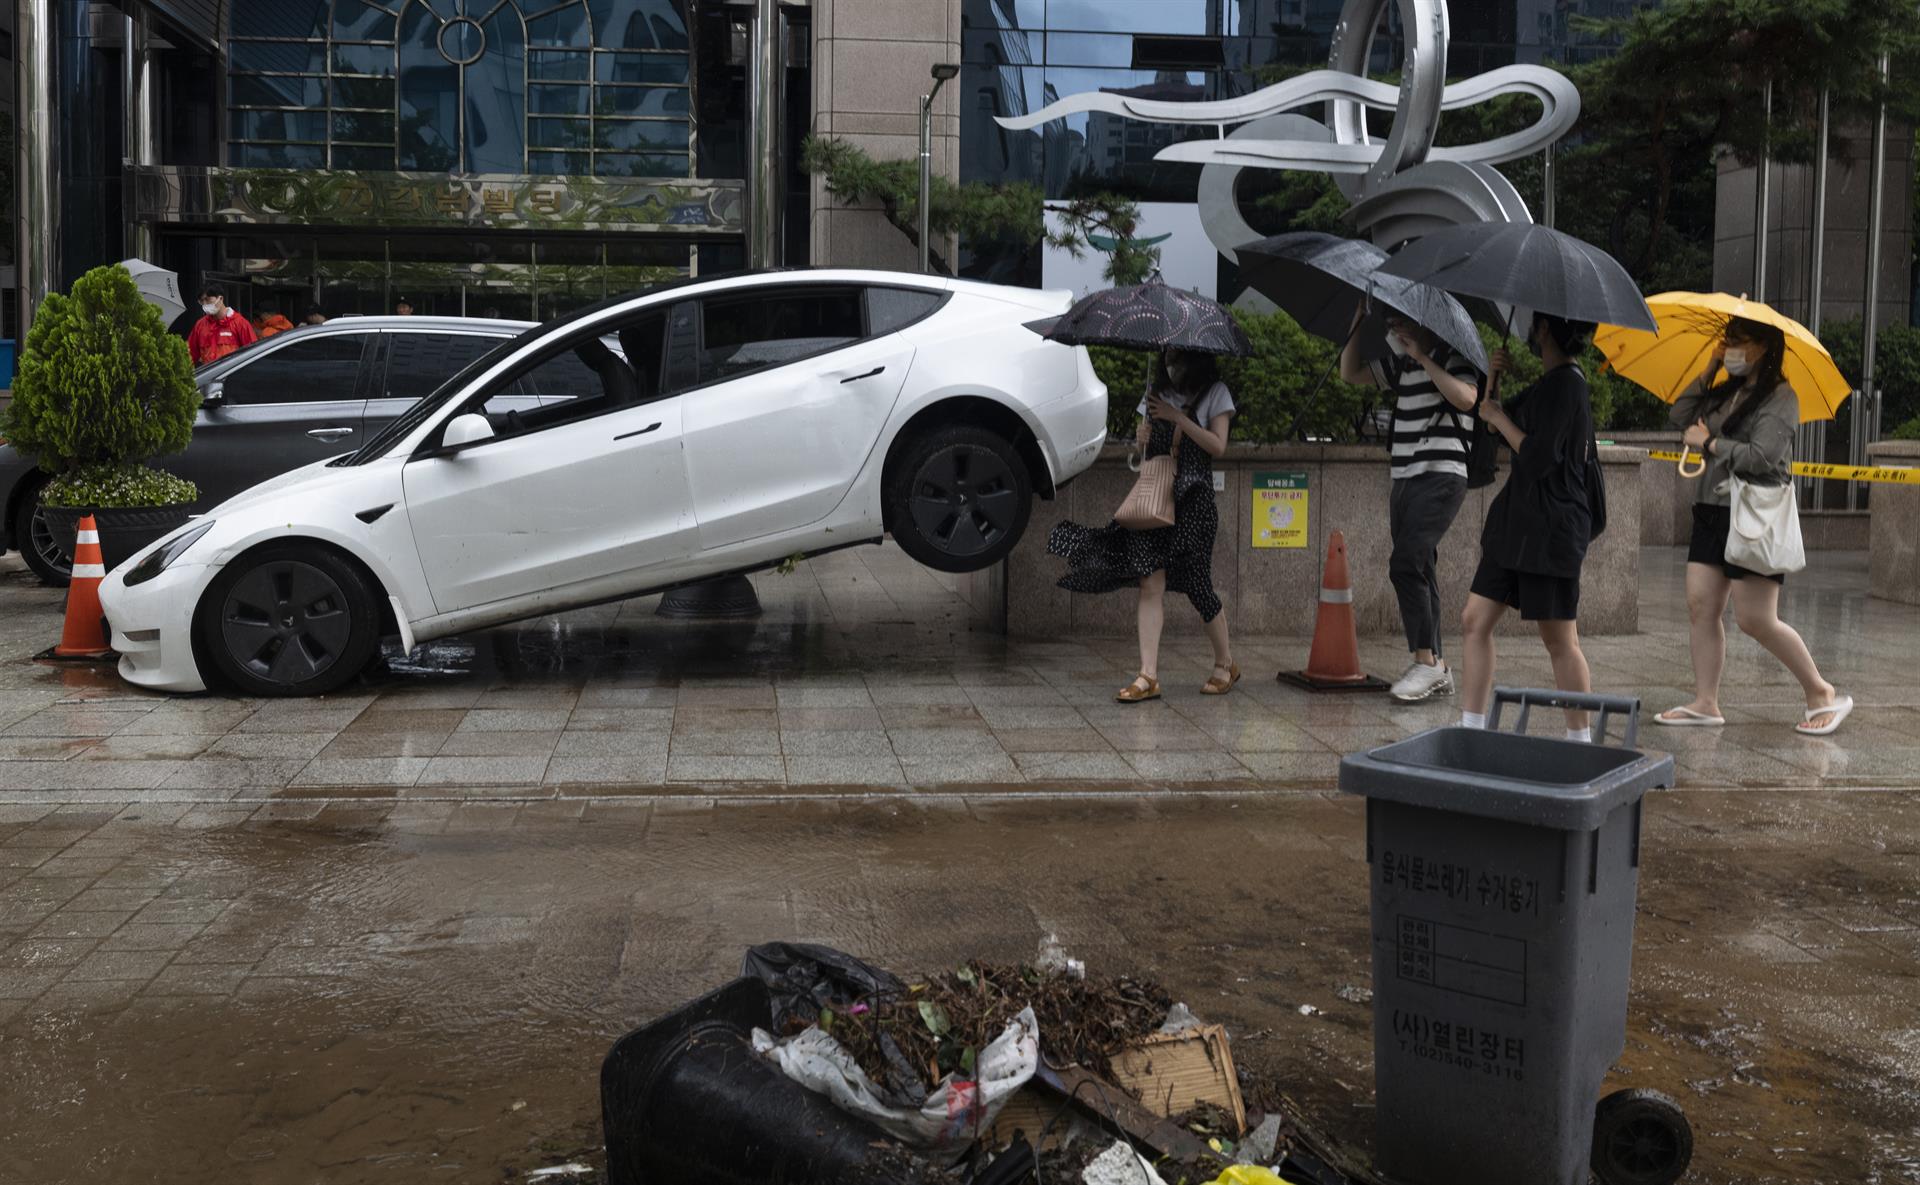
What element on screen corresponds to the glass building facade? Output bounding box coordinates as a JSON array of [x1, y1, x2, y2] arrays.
[[5, 0, 785, 336], [225, 1, 695, 180], [958, 0, 1647, 283]]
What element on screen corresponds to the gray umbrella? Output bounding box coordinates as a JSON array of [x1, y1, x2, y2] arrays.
[[1238, 232, 1488, 373], [1374, 221, 1657, 332], [1032, 273, 1253, 356], [118, 257, 186, 325]]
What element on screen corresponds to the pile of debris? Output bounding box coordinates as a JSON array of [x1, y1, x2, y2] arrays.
[[600, 941, 1371, 1185]]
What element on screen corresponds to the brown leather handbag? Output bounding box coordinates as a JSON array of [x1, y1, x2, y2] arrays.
[[1115, 422, 1182, 530]]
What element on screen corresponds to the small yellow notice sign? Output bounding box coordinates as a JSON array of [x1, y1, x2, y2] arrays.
[[1252, 471, 1309, 549]]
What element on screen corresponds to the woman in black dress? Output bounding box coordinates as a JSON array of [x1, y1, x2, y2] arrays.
[[1048, 348, 1238, 702], [1459, 313, 1600, 740]]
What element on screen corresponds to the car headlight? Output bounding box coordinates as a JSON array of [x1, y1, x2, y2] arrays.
[[122, 520, 216, 587]]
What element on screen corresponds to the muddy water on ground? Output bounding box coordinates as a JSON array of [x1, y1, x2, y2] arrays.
[[1, 793, 1916, 1184]]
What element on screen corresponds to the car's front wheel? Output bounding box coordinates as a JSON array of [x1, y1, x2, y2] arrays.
[[885, 423, 1032, 573], [196, 544, 380, 697], [11, 480, 72, 586]]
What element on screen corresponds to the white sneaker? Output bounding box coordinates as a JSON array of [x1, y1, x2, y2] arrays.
[[1391, 661, 1454, 702]]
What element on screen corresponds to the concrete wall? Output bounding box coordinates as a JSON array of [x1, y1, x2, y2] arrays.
[[1714, 128, 1915, 329], [937, 560, 1007, 632], [1868, 440, 1920, 604], [808, 0, 961, 271], [1609, 431, 1693, 547], [1005, 444, 1645, 639]]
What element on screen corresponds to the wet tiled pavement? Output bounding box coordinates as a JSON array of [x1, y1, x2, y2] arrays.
[[3, 545, 1915, 800], [1, 791, 1915, 1183], [2, 545, 1918, 1183]]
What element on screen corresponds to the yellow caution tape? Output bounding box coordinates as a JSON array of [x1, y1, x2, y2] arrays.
[[1642, 449, 1920, 485]]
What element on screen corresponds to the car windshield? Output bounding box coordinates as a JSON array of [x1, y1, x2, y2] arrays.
[[339, 332, 530, 465]]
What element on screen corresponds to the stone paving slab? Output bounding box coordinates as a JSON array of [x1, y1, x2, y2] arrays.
[[2, 546, 1916, 803]]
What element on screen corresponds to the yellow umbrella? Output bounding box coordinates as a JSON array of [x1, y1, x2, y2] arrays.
[[1592, 291, 1852, 423]]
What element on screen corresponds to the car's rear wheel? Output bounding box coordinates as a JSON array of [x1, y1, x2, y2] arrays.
[[885, 423, 1031, 573], [197, 545, 380, 697], [11, 480, 72, 587]]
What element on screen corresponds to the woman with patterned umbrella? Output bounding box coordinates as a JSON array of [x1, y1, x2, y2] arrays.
[[1038, 276, 1248, 703]]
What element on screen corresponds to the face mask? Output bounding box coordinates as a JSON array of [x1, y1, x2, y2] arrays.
[[201, 303, 217, 316], [1526, 332, 1546, 359], [1723, 346, 1753, 377], [1385, 331, 1409, 357]]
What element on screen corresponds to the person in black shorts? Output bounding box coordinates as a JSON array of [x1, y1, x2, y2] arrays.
[[1653, 316, 1850, 735], [1458, 313, 1600, 740]]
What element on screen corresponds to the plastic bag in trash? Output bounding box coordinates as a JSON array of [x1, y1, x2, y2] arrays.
[[741, 942, 906, 1033], [1082, 1140, 1169, 1185], [751, 1006, 1039, 1159]]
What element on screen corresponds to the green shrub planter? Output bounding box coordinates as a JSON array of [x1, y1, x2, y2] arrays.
[[41, 503, 193, 575], [0, 262, 201, 584]]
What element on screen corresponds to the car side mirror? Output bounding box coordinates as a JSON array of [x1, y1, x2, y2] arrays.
[[441, 413, 495, 450], [201, 380, 225, 409]]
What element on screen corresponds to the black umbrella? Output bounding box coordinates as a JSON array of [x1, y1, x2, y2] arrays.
[[1374, 221, 1657, 332], [1238, 231, 1489, 373], [1032, 273, 1252, 357]]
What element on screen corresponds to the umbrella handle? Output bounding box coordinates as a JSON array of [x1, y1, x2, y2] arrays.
[[1677, 446, 1707, 478], [1126, 449, 1142, 474]]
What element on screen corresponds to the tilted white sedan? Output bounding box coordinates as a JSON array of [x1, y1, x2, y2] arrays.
[[97, 270, 1108, 696]]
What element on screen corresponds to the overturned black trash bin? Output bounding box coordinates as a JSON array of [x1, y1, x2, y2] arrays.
[[1338, 688, 1677, 1185]]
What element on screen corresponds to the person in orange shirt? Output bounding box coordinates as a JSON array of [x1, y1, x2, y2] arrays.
[[254, 299, 295, 338], [187, 284, 257, 365]]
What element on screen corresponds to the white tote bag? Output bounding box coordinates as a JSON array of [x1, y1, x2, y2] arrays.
[[1720, 474, 1806, 575]]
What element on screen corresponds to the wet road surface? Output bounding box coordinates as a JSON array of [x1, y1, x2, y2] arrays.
[[2, 790, 1916, 1185]]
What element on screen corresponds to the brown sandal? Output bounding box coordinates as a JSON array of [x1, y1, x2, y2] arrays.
[[1116, 674, 1161, 703], [1201, 663, 1242, 696]]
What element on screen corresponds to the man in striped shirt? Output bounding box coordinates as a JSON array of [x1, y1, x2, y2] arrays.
[[1341, 309, 1485, 702]]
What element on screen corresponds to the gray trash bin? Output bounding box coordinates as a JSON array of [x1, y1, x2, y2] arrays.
[[1338, 687, 1676, 1185]]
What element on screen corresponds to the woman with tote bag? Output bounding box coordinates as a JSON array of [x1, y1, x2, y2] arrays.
[[1655, 316, 1852, 735], [1048, 347, 1238, 702]]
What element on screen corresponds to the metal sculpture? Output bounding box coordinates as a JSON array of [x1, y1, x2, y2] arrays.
[[994, 0, 1579, 262]]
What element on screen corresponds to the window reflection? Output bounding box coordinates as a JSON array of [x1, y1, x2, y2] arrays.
[[227, 0, 693, 178]]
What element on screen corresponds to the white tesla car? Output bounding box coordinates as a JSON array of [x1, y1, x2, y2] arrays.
[[98, 269, 1108, 697]]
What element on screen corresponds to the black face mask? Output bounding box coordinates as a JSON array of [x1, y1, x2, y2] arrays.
[[1526, 333, 1545, 359]]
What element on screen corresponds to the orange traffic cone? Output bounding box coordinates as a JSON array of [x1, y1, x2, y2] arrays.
[[1278, 531, 1388, 692], [52, 515, 113, 658]]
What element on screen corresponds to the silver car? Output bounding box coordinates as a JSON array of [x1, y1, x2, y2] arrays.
[[2, 315, 536, 584]]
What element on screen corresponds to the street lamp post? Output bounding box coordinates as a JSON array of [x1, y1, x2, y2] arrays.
[[919, 63, 960, 274]]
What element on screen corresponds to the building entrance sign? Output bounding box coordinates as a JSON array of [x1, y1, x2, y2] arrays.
[[131, 167, 744, 236]]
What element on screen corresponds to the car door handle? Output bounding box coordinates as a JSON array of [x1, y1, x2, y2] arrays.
[[614, 422, 662, 441], [838, 366, 886, 384], [308, 427, 354, 441]]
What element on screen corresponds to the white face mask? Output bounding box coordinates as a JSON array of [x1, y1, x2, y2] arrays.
[[1723, 346, 1754, 377], [1385, 330, 1410, 357], [201, 303, 218, 316]]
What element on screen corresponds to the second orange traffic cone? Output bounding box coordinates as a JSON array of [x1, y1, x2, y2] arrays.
[[52, 515, 113, 658], [1278, 531, 1388, 693]]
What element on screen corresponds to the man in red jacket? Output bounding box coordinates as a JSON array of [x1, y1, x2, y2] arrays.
[[187, 284, 256, 365]]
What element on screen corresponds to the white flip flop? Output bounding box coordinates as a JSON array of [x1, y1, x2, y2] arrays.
[[1796, 694, 1854, 737], [1654, 705, 1725, 727]]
